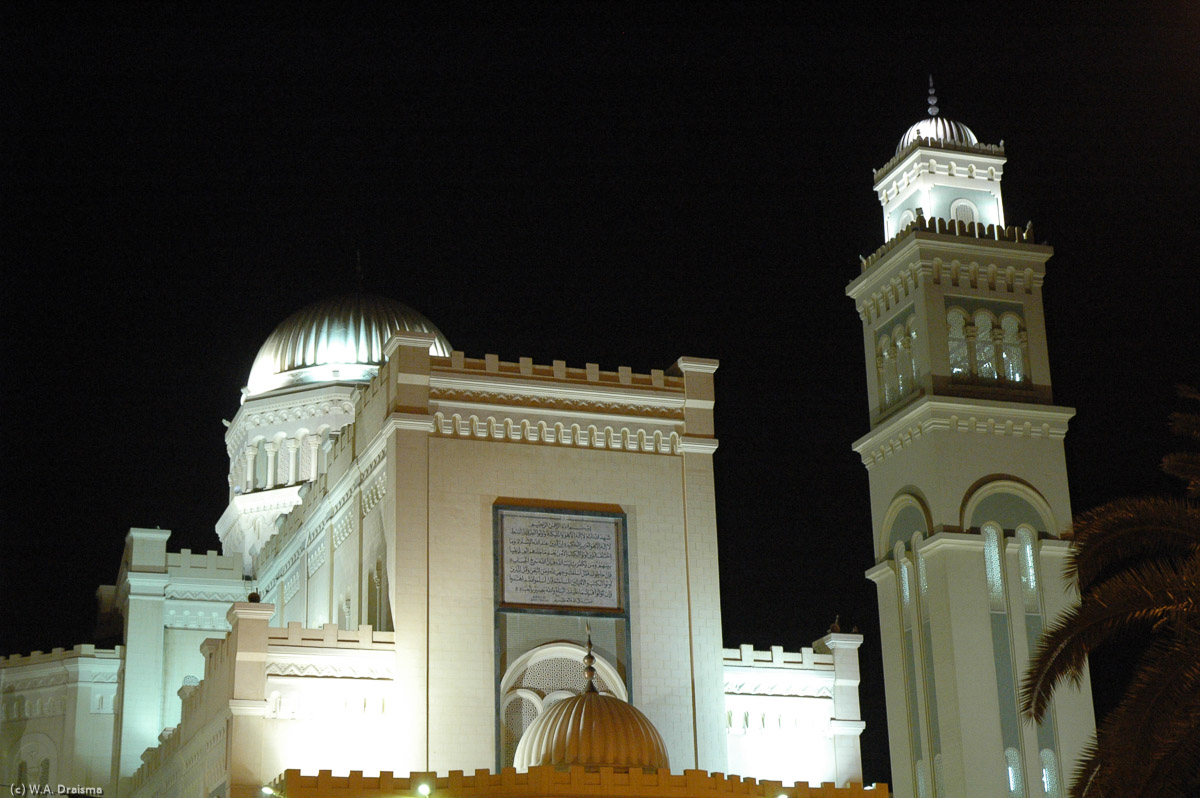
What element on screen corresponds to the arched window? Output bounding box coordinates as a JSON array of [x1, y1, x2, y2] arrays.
[[1041, 748, 1063, 798], [38, 759, 50, 785], [878, 335, 897, 407], [974, 311, 998, 380], [1000, 314, 1025, 383], [947, 309, 970, 376], [898, 209, 916, 230], [894, 324, 911, 398], [951, 199, 978, 226], [1005, 747, 1025, 798]]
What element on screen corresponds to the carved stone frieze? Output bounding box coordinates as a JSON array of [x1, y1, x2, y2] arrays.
[[430, 387, 684, 419], [433, 411, 681, 455]]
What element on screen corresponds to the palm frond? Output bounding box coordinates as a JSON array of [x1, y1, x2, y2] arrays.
[[1167, 411, 1200, 443], [1021, 556, 1200, 722], [1092, 630, 1200, 795], [1067, 737, 1102, 798], [1161, 452, 1200, 499], [1066, 497, 1200, 591]]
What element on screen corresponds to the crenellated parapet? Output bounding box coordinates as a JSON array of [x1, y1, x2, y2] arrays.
[[270, 766, 888, 798]]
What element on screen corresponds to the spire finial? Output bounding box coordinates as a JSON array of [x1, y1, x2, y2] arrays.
[[927, 75, 939, 117], [583, 621, 598, 693]]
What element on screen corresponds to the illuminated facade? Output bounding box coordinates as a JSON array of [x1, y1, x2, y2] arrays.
[[846, 87, 1096, 798], [2, 295, 865, 797]]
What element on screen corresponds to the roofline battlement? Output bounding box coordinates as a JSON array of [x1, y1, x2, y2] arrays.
[[856, 215, 1041, 275], [874, 136, 1005, 184], [1, 643, 123, 666], [268, 765, 889, 798], [434, 351, 687, 393]]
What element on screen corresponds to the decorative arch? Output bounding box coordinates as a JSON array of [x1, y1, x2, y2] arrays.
[[960, 477, 1058, 537], [951, 198, 979, 226], [880, 492, 933, 561], [499, 642, 626, 768], [11, 733, 57, 787]]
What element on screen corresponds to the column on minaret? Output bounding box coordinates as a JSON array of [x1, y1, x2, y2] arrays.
[[304, 435, 320, 482]]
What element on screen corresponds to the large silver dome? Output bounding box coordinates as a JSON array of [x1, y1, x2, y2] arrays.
[[245, 293, 452, 397]]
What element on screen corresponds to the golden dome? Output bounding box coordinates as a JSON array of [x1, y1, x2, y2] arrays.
[[512, 688, 670, 771]]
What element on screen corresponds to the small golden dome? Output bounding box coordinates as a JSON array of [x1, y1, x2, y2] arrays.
[[512, 688, 670, 771]]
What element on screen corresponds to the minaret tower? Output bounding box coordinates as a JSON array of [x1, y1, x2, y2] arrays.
[[846, 80, 1096, 798]]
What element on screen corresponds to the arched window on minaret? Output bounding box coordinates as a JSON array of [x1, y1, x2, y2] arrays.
[[947, 309, 970, 377], [951, 199, 978, 227], [894, 324, 911, 398], [983, 522, 1026, 797], [906, 316, 921, 390], [878, 334, 897, 407], [898, 209, 916, 232], [1000, 313, 1025, 383], [973, 311, 999, 379]]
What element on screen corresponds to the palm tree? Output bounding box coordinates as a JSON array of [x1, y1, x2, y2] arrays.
[[1021, 386, 1200, 797]]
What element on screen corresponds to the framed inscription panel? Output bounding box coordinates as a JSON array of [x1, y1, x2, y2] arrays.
[[497, 507, 624, 611]]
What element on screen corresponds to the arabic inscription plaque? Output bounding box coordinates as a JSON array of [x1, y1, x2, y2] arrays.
[[500, 510, 621, 610]]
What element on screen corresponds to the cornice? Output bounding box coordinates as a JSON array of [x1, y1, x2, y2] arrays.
[[432, 410, 683, 455], [852, 396, 1075, 468], [226, 384, 360, 449]]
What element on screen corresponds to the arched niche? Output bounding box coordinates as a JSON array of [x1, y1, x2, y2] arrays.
[[880, 492, 932, 560], [961, 478, 1057, 536], [499, 642, 627, 768]]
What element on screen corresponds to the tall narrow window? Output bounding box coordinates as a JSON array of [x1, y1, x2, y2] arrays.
[[879, 336, 898, 407], [947, 310, 970, 376], [907, 318, 921, 389], [974, 312, 998, 380], [1000, 314, 1025, 383], [896, 542, 928, 798], [894, 324, 911, 398], [984, 523, 1025, 795], [1020, 526, 1061, 791]]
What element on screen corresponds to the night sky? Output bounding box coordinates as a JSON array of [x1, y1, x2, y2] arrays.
[[3, 2, 1197, 785]]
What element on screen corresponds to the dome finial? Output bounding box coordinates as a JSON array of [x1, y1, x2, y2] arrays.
[[927, 74, 939, 117], [583, 622, 598, 693]]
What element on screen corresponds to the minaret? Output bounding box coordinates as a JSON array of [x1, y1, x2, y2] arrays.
[[846, 81, 1096, 798]]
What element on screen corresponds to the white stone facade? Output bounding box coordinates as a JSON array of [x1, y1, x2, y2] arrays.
[[3, 307, 863, 796]]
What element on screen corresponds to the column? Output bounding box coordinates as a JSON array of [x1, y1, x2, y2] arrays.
[[285, 438, 300, 485], [226, 602, 275, 798], [820, 632, 866, 787], [115, 529, 170, 788], [243, 445, 258, 492], [263, 442, 278, 490]]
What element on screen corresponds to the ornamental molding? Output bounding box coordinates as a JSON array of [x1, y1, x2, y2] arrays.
[[165, 609, 231, 632], [432, 411, 682, 455], [3, 673, 68, 691], [853, 397, 1075, 468], [165, 589, 247, 603], [429, 373, 685, 417], [283, 570, 301, 603], [226, 385, 360, 451], [264, 656, 395, 681], [724, 669, 834, 699], [333, 512, 354, 550], [306, 541, 328, 577], [431, 386, 685, 420], [361, 471, 387, 515]]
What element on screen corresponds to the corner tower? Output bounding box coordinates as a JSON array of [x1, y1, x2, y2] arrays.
[[846, 84, 1096, 798]]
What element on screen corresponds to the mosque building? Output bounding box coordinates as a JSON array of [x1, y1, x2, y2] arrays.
[[2, 92, 1094, 798]]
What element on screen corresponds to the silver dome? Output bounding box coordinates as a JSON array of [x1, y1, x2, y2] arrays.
[[245, 293, 452, 397], [896, 116, 979, 154]]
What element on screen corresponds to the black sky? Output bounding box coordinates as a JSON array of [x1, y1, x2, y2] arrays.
[[3, 2, 1198, 785]]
